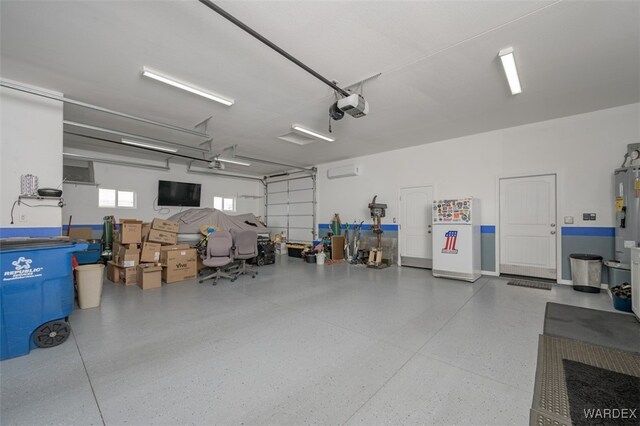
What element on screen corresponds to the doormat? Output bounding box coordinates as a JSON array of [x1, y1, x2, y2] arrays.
[[530, 335, 640, 426], [563, 359, 640, 425], [508, 279, 552, 290]]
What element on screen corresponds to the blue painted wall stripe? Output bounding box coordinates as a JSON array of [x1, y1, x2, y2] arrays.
[[318, 223, 399, 231], [561, 227, 615, 237], [318, 224, 614, 237], [480, 225, 495, 234], [0, 227, 62, 238], [319, 223, 498, 233], [62, 224, 104, 231]]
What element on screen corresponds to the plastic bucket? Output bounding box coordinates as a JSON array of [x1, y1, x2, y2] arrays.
[[613, 295, 632, 312], [317, 252, 326, 265], [76, 264, 105, 309]]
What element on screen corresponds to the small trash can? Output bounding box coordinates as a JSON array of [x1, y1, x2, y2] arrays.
[[76, 264, 105, 309], [569, 253, 603, 293]]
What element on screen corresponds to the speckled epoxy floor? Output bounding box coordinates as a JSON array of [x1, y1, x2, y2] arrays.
[[0, 256, 616, 425]]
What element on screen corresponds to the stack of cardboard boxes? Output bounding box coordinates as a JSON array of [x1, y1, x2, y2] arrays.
[[107, 218, 197, 290]]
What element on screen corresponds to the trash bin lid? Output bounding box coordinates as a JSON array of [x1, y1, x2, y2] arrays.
[[0, 237, 76, 251], [569, 253, 603, 261]]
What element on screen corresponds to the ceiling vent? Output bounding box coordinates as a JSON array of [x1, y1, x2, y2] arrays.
[[277, 131, 319, 146], [63, 159, 95, 184]]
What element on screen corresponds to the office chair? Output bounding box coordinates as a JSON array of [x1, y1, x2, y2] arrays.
[[199, 230, 236, 285], [230, 229, 258, 279]]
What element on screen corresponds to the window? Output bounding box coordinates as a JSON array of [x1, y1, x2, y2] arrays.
[[99, 188, 136, 208], [98, 188, 116, 208], [117, 190, 135, 207], [214, 196, 235, 212]]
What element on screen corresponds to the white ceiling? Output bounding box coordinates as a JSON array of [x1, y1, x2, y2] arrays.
[[1, 0, 638, 175]]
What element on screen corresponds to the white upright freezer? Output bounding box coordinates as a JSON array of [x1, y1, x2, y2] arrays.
[[432, 197, 481, 282]]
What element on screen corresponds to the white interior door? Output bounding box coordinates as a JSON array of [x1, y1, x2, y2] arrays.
[[400, 186, 434, 268], [499, 174, 557, 279]]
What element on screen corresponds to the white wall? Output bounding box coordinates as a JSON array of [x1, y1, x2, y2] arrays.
[[0, 84, 64, 235], [62, 151, 264, 226], [317, 103, 640, 228]]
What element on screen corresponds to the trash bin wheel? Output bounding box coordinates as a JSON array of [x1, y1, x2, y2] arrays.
[[257, 257, 265, 266], [33, 320, 71, 348]]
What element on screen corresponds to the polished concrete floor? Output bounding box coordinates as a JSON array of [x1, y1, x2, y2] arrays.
[[1, 256, 617, 425]]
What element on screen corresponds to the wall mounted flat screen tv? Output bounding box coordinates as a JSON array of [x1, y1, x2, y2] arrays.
[[158, 180, 201, 207]]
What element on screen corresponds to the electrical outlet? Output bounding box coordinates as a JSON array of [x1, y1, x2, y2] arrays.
[[18, 214, 27, 223], [564, 216, 574, 224]]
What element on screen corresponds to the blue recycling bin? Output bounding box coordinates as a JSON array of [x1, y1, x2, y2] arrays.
[[1, 238, 88, 361], [74, 240, 102, 264]]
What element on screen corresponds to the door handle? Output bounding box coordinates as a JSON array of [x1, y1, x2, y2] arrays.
[[550, 231, 556, 235]]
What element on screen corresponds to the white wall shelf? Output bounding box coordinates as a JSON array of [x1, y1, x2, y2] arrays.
[[18, 195, 63, 201]]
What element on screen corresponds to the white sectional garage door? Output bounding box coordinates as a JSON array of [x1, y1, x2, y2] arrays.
[[266, 175, 316, 243]]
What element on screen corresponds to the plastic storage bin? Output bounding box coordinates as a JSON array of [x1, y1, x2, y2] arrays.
[[613, 294, 633, 312], [604, 261, 631, 289], [569, 253, 603, 293], [0, 238, 88, 360], [76, 264, 105, 309], [74, 240, 102, 264]]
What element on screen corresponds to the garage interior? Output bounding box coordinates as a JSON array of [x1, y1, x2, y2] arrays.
[[1, 1, 639, 425]]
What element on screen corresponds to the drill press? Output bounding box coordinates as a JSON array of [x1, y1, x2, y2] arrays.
[[367, 195, 388, 268]]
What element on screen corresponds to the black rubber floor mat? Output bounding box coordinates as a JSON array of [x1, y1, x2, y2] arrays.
[[544, 302, 640, 353], [507, 279, 552, 290], [563, 359, 640, 425]]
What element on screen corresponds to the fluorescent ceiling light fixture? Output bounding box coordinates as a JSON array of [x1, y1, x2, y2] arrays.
[[498, 47, 522, 95], [292, 125, 335, 142], [217, 157, 251, 167], [121, 139, 178, 153], [141, 67, 234, 106]]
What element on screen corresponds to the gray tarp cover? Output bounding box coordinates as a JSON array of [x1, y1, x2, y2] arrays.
[[168, 208, 270, 234]]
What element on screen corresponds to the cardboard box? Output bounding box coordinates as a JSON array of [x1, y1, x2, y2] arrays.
[[120, 266, 137, 285], [141, 222, 151, 242], [151, 218, 179, 233], [114, 241, 138, 254], [68, 227, 94, 240], [107, 261, 121, 283], [331, 236, 345, 260], [148, 229, 177, 245], [107, 261, 136, 285], [140, 242, 161, 263], [116, 245, 140, 268], [119, 219, 142, 244], [160, 243, 190, 252], [161, 245, 197, 283], [137, 264, 162, 290]]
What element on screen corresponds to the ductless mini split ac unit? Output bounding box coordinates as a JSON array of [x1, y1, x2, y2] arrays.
[[327, 164, 360, 179]]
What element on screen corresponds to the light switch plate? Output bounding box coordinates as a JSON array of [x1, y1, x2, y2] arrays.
[[564, 216, 574, 224]]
